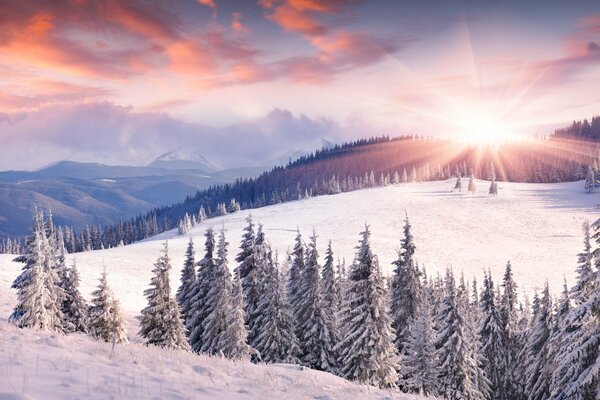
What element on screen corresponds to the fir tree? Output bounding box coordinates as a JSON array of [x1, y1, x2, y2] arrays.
[[399, 294, 438, 396], [139, 242, 188, 350], [585, 165, 595, 193], [479, 271, 504, 399], [336, 225, 399, 388], [435, 269, 487, 400], [321, 240, 341, 342], [499, 261, 523, 399], [525, 283, 553, 400], [62, 260, 88, 333], [222, 274, 253, 360], [253, 253, 301, 364], [187, 228, 216, 352], [454, 176, 463, 192], [177, 238, 196, 323], [390, 215, 422, 355], [468, 173, 476, 194], [297, 231, 337, 371], [201, 230, 234, 355], [88, 271, 128, 343], [288, 229, 305, 330]]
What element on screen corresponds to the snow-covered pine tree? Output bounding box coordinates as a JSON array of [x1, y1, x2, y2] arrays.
[[399, 294, 438, 396], [524, 283, 553, 400], [336, 225, 399, 388], [392, 171, 400, 184], [390, 215, 422, 355], [201, 229, 234, 355], [401, 167, 408, 183], [489, 178, 498, 196], [62, 260, 88, 333], [177, 238, 196, 323], [585, 165, 595, 193], [551, 220, 600, 399], [198, 206, 207, 222], [288, 228, 305, 331], [10, 227, 64, 332], [321, 240, 341, 343], [187, 228, 216, 352], [221, 274, 253, 361], [234, 215, 257, 321], [139, 241, 188, 350], [296, 231, 337, 371], [499, 261, 524, 399], [252, 252, 301, 364], [87, 271, 128, 343], [479, 271, 504, 399], [454, 175, 462, 192], [468, 173, 476, 194], [435, 269, 486, 400]]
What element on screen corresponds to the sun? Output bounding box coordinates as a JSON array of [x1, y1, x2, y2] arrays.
[[450, 106, 520, 145]]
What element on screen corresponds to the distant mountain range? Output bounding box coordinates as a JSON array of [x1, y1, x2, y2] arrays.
[[0, 159, 265, 239]]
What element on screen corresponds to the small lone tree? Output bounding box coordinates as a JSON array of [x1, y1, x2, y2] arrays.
[[467, 173, 476, 194], [585, 165, 595, 193], [87, 271, 128, 344], [454, 176, 462, 192]]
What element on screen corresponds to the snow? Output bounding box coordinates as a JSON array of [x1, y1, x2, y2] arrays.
[[0, 178, 595, 399], [0, 320, 418, 400]]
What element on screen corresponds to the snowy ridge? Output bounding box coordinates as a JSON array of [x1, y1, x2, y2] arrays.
[[149, 150, 221, 172], [0, 320, 420, 400]]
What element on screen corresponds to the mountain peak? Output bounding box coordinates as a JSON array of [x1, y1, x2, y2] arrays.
[[149, 149, 220, 172]]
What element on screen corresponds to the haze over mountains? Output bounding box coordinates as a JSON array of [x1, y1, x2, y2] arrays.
[[0, 141, 320, 239]]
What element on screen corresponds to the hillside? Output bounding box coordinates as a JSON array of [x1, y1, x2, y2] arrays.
[[0, 320, 421, 400], [1, 179, 596, 321]]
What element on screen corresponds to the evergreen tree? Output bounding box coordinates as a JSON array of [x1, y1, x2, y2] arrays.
[[454, 176, 463, 192], [88, 271, 128, 343], [139, 242, 188, 350], [201, 230, 234, 355], [253, 253, 301, 364], [321, 240, 341, 342], [499, 261, 523, 399], [336, 225, 399, 388], [479, 271, 504, 399], [468, 173, 476, 194], [187, 228, 216, 352], [525, 283, 553, 400], [297, 231, 337, 371], [401, 168, 408, 183], [435, 269, 487, 400], [399, 294, 438, 396], [62, 260, 88, 333], [390, 215, 422, 354], [585, 165, 595, 193], [177, 238, 196, 323], [222, 274, 253, 360], [288, 229, 305, 330]]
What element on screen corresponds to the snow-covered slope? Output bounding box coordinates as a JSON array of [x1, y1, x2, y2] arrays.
[[0, 320, 419, 400], [0, 179, 595, 399], [1, 179, 597, 321], [149, 150, 221, 172]]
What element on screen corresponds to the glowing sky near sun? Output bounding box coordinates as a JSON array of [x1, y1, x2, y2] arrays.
[[1, 0, 600, 169]]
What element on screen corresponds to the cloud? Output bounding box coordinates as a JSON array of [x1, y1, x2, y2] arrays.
[[0, 102, 375, 170]]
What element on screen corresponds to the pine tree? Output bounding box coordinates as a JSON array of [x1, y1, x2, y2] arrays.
[[201, 230, 234, 355], [468, 173, 476, 194], [321, 241, 341, 342], [288, 229, 305, 330], [399, 294, 438, 396], [139, 242, 188, 350], [88, 271, 128, 343], [435, 269, 486, 400], [401, 168, 408, 183], [222, 274, 253, 360], [253, 253, 301, 364], [479, 271, 504, 399], [187, 228, 216, 352], [489, 179, 498, 196], [585, 165, 595, 193], [297, 231, 337, 371], [525, 283, 553, 400], [62, 260, 88, 333], [454, 176, 463, 192], [390, 215, 422, 355], [177, 238, 196, 323], [336, 225, 399, 388]]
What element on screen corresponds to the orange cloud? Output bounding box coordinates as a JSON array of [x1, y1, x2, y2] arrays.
[[232, 12, 247, 32], [198, 0, 216, 9]]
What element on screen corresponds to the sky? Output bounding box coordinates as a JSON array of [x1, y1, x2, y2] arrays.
[[1, 0, 600, 170]]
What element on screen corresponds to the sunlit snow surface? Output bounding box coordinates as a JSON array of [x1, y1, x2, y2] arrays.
[[0, 179, 597, 399]]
